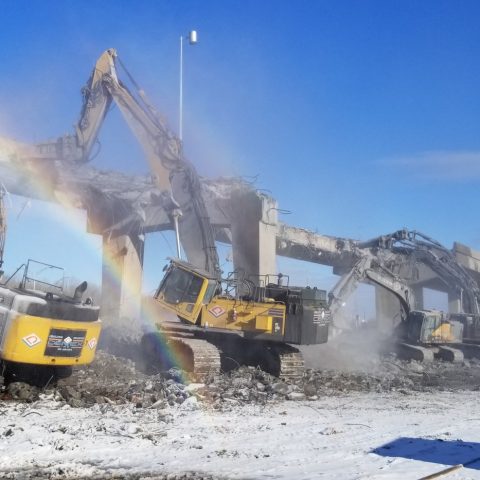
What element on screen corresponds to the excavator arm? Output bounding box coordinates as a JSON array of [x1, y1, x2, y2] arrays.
[[329, 229, 480, 329], [363, 229, 480, 315], [81, 49, 181, 193], [12, 49, 221, 278], [394, 230, 480, 315], [99, 51, 220, 277], [328, 254, 414, 324], [13, 51, 115, 165]]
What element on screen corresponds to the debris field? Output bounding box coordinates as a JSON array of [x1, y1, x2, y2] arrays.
[[3, 343, 480, 409]]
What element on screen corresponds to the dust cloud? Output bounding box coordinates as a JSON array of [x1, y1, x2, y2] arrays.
[[300, 322, 392, 372]]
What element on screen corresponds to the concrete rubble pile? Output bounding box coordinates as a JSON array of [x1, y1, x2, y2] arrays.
[[3, 350, 480, 408]]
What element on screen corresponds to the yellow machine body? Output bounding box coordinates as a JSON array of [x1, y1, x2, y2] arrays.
[[0, 271, 102, 372], [199, 297, 285, 335], [430, 321, 456, 343], [154, 260, 286, 337], [1, 313, 101, 366]]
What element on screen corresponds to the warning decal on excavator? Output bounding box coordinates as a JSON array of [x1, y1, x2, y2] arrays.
[[208, 306, 226, 318], [313, 310, 330, 325], [22, 333, 41, 348], [44, 329, 86, 357]]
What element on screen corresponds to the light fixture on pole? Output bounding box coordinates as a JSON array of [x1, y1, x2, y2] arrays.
[[179, 30, 198, 141]]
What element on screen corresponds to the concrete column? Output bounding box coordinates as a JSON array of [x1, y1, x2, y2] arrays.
[[230, 191, 277, 284], [412, 286, 424, 310], [448, 291, 462, 313], [375, 286, 403, 332], [101, 233, 144, 337]]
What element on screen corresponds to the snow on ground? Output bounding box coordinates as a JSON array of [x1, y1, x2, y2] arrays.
[[1, 390, 480, 479]]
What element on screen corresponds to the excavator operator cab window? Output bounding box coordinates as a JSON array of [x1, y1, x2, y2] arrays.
[[160, 267, 204, 305], [203, 280, 218, 304], [184, 275, 204, 303]]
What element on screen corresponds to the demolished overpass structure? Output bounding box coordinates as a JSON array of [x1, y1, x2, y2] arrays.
[[0, 139, 479, 335], [1, 47, 479, 336]]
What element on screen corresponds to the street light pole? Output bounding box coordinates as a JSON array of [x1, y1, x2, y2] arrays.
[[179, 30, 197, 141], [174, 30, 197, 259]]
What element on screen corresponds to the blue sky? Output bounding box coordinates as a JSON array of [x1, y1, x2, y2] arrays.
[[0, 1, 479, 311]]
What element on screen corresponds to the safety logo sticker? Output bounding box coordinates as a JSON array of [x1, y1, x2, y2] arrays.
[[313, 309, 330, 325], [22, 333, 41, 348], [45, 329, 86, 357], [88, 338, 97, 350], [208, 306, 226, 318]]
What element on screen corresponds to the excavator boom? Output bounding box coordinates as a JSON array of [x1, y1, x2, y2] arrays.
[[11, 49, 221, 278]]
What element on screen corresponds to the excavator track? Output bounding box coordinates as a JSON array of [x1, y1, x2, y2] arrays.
[[276, 348, 305, 380], [214, 336, 306, 380], [143, 324, 306, 380], [436, 345, 464, 363], [396, 342, 466, 363], [247, 343, 305, 380], [168, 336, 221, 381], [396, 342, 435, 362], [141, 329, 221, 381], [454, 342, 480, 360]]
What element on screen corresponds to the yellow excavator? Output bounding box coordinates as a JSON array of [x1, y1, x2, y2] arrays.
[[0, 190, 101, 385], [146, 258, 330, 378], [81, 49, 331, 379], [7, 48, 331, 379]]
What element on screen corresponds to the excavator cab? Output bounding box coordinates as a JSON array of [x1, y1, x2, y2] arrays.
[[154, 259, 218, 325]]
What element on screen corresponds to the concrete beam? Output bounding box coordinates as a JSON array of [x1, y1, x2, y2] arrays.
[[276, 224, 358, 269]]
